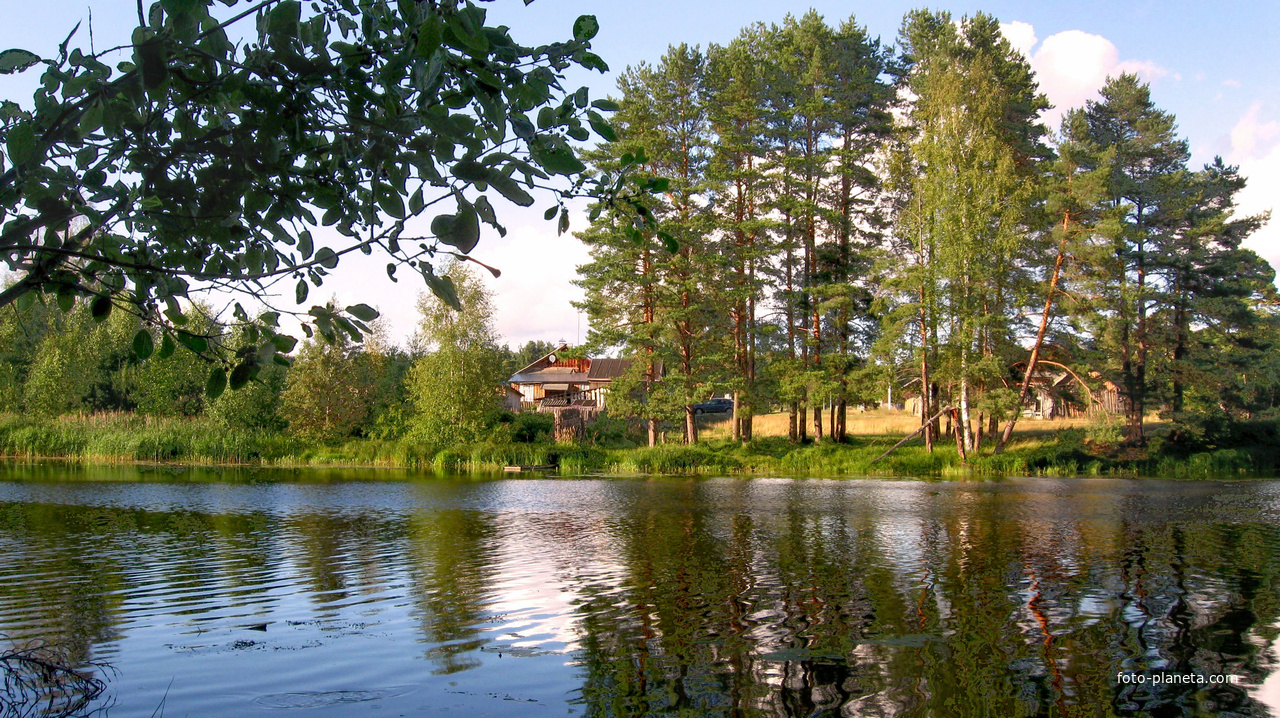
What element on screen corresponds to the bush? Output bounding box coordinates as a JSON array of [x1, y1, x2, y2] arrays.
[[1085, 414, 1124, 446], [509, 412, 553, 443], [585, 414, 635, 447]]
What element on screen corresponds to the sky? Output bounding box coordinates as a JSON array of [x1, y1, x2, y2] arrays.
[[2, 0, 1277, 349]]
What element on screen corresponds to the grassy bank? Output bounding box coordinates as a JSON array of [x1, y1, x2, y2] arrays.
[[0, 412, 1275, 478]]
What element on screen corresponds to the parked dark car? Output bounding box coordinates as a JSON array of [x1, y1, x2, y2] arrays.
[[692, 397, 734, 415]]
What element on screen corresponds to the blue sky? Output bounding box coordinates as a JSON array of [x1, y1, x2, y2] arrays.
[[2, 1, 1277, 347]]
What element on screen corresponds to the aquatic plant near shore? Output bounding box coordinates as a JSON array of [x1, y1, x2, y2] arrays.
[[0, 413, 1272, 478], [1, 636, 112, 718]]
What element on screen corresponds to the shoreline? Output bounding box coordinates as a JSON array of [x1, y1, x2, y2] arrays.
[[1, 431, 1274, 481], [2, 412, 1276, 479]]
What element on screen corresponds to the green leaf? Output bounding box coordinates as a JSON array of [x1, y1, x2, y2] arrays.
[[658, 230, 678, 253], [270, 334, 298, 353], [295, 279, 308, 304], [451, 160, 491, 183], [580, 52, 608, 73], [177, 331, 208, 354], [298, 230, 313, 259], [416, 19, 442, 58], [431, 203, 480, 254], [530, 140, 586, 176], [159, 0, 203, 14], [509, 114, 535, 140], [445, 13, 488, 54], [544, 206, 558, 221], [90, 295, 112, 319], [488, 173, 534, 207], [315, 247, 339, 269], [229, 361, 253, 390], [133, 329, 154, 360], [78, 101, 103, 135], [572, 15, 599, 42], [423, 270, 461, 310], [55, 288, 74, 313], [347, 303, 379, 322], [6, 122, 35, 166], [0, 49, 40, 74], [591, 99, 619, 112], [376, 183, 406, 219], [537, 106, 556, 130], [448, 203, 480, 253], [587, 112, 617, 142], [205, 367, 227, 400], [268, 1, 302, 37], [157, 333, 175, 359], [132, 28, 168, 90]]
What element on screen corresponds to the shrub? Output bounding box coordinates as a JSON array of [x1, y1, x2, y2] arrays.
[[1084, 414, 1124, 446], [510, 412, 553, 443]]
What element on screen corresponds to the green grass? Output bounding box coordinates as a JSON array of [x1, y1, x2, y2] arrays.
[[1, 413, 1274, 479]]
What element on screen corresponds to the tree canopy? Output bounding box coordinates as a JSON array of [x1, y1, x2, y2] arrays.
[[0, 0, 629, 396]]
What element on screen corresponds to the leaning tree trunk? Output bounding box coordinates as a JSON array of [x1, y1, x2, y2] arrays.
[[995, 212, 1071, 454]]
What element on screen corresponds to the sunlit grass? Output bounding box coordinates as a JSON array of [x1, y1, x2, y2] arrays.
[[0, 410, 1257, 479], [697, 408, 1098, 441]]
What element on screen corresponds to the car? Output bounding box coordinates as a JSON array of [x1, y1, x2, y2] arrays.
[[692, 397, 734, 415]]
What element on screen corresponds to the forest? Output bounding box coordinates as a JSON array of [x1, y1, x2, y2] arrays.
[[0, 8, 1276, 473], [575, 9, 1278, 453]]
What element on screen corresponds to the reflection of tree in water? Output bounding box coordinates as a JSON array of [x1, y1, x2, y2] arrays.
[[0, 502, 297, 659], [405, 508, 497, 674], [288, 511, 400, 604], [6, 481, 1280, 716], [565, 485, 1280, 717], [0, 503, 145, 663]]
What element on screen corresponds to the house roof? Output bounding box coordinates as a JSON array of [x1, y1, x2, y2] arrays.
[[510, 343, 570, 378], [510, 368, 590, 384], [588, 357, 632, 381]]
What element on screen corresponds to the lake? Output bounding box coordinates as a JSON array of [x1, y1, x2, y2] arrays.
[[3, 463, 1280, 716]]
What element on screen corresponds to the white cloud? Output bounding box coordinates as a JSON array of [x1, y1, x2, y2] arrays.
[[1223, 78, 1242, 88], [999, 23, 1170, 129], [475, 204, 592, 348], [1229, 102, 1280, 163], [1229, 104, 1280, 279], [1001, 20, 1037, 60]]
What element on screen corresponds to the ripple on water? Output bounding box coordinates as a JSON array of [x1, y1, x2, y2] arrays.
[[253, 686, 415, 709], [4, 475, 1280, 717]]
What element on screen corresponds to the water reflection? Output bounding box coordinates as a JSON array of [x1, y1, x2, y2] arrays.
[[2, 470, 1280, 716]]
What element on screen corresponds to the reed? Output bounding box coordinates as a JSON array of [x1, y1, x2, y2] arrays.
[[1, 412, 1271, 479]]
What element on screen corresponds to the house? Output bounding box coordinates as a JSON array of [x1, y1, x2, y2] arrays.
[[508, 345, 633, 411], [1027, 367, 1124, 418], [899, 365, 1124, 420], [500, 384, 523, 412]]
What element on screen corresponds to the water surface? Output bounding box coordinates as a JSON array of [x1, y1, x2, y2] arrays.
[[3, 463, 1280, 716]]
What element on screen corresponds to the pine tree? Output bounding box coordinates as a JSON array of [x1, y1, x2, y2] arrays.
[[994, 109, 1110, 452], [819, 17, 895, 442], [705, 26, 775, 443], [577, 46, 723, 445], [1078, 74, 1191, 444]]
